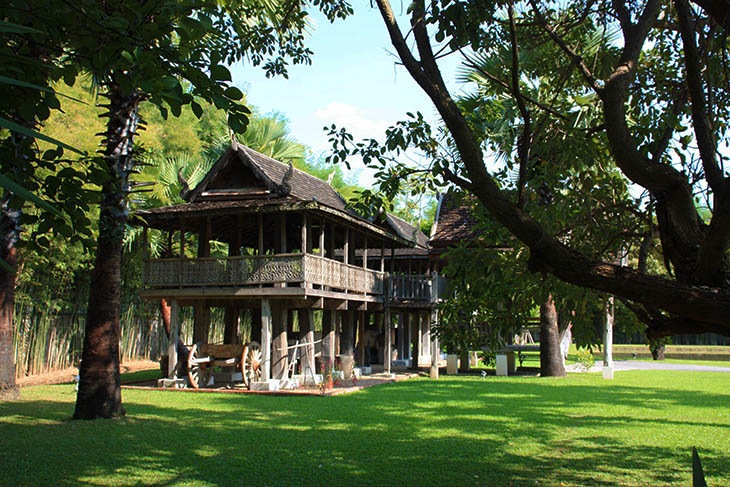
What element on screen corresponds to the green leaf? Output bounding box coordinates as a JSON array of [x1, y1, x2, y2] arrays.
[[0, 21, 44, 34], [211, 65, 232, 81], [190, 100, 203, 119], [0, 118, 86, 156], [224, 86, 243, 100], [0, 173, 64, 218], [0, 76, 86, 103]]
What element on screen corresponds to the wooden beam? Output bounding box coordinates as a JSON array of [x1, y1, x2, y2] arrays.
[[300, 308, 315, 377], [357, 310, 366, 366], [362, 236, 368, 270], [344, 228, 349, 265], [271, 302, 288, 379], [301, 212, 308, 254], [380, 240, 385, 273]]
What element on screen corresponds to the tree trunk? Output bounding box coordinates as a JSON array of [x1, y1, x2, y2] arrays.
[[540, 295, 566, 377], [74, 82, 141, 419], [0, 194, 20, 400], [651, 343, 665, 361]]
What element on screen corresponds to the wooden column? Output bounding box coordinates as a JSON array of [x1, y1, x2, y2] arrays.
[[340, 309, 355, 356], [300, 308, 315, 377], [384, 308, 392, 374], [167, 299, 179, 378], [319, 218, 326, 256], [322, 309, 336, 370], [261, 299, 272, 380], [224, 224, 241, 344], [362, 236, 368, 270], [271, 302, 288, 380], [343, 228, 349, 265], [198, 217, 211, 258], [279, 213, 287, 253], [411, 312, 419, 368], [257, 214, 264, 254], [250, 307, 262, 344], [193, 301, 210, 344], [380, 240, 385, 273], [179, 217, 186, 257], [357, 310, 366, 366], [430, 309, 439, 379], [396, 311, 404, 360], [301, 213, 308, 253], [223, 307, 239, 344]]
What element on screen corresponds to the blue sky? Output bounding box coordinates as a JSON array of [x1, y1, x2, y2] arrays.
[[229, 4, 466, 178]]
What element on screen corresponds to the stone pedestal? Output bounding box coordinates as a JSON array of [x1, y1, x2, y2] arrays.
[[602, 366, 614, 379], [495, 354, 508, 376], [157, 378, 187, 389], [250, 379, 281, 391], [446, 354, 459, 375], [339, 354, 354, 380]]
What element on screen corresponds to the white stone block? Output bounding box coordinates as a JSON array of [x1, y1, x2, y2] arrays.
[[360, 366, 372, 375], [250, 379, 281, 391], [353, 368, 362, 379], [157, 378, 187, 389], [447, 354, 459, 375], [602, 366, 614, 380], [495, 354, 508, 377]]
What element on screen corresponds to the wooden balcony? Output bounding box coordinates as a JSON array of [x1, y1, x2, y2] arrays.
[[143, 253, 384, 296], [386, 273, 446, 304]]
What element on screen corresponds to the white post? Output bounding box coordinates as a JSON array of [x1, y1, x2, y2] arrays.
[[262, 298, 272, 380], [168, 299, 179, 378], [603, 296, 614, 379]]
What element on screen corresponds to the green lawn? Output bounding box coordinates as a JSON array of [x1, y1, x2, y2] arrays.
[[2, 371, 728, 486]]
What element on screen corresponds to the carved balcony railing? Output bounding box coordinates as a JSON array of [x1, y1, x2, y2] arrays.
[[143, 253, 384, 295]]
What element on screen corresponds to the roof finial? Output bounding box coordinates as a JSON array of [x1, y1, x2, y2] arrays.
[[279, 162, 293, 195], [177, 167, 191, 201]]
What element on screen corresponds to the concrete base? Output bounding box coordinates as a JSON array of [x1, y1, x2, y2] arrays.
[[157, 378, 187, 389], [391, 359, 410, 368], [279, 378, 300, 390], [250, 379, 281, 391], [446, 354, 459, 375], [360, 366, 372, 375], [352, 368, 362, 379], [602, 366, 615, 379], [215, 371, 242, 382], [292, 373, 323, 385]]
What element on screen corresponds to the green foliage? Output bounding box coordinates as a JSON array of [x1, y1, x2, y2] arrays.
[[575, 347, 595, 373]]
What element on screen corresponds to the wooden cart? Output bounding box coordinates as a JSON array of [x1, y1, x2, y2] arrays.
[[187, 341, 263, 389]]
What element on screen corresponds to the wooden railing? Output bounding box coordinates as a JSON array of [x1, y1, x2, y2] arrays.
[[386, 273, 445, 302], [143, 253, 384, 295]]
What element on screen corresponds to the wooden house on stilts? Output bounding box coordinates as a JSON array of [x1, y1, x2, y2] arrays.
[[136, 142, 443, 389]]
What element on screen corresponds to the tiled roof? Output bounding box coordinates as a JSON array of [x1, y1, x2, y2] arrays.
[[384, 213, 429, 248], [239, 145, 350, 212], [430, 191, 483, 248]]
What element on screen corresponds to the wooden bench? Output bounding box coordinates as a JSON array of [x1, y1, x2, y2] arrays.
[[496, 344, 540, 376]]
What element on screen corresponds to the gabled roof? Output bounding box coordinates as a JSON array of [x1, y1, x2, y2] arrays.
[[187, 141, 350, 213], [429, 191, 483, 248], [384, 213, 429, 249]]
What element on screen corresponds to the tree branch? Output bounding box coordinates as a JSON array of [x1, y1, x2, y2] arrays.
[[508, 2, 532, 209], [676, 0, 726, 194]]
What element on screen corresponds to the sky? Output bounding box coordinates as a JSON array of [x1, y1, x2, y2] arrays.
[[229, 4, 467, 182]]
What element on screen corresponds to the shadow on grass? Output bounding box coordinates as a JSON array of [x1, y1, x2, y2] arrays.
[[1, 373, 728, 487]]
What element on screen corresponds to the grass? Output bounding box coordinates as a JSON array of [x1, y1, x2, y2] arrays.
[[2, 371, 729, 486]]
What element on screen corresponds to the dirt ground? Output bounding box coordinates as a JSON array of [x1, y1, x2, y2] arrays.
[[16, 359, 160, 387]]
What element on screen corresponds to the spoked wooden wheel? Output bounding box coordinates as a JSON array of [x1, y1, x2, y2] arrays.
[[188, 342, 211, 389], [241, 341, 263, 389]]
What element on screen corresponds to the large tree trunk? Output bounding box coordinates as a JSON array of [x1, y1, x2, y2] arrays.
[[74, 82, 141, 419], [0, 193, 20, 400], [540, 296, 566, 377]]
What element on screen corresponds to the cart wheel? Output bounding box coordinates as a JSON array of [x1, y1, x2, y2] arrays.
[[188, 342, 211, 389], [242, 341, 263, 389]]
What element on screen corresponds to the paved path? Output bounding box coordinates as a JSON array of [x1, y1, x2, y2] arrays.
[[566, 360, 730, 373]]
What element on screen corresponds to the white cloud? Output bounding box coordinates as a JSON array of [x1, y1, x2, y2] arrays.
[[313, 102, 392, 141]]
